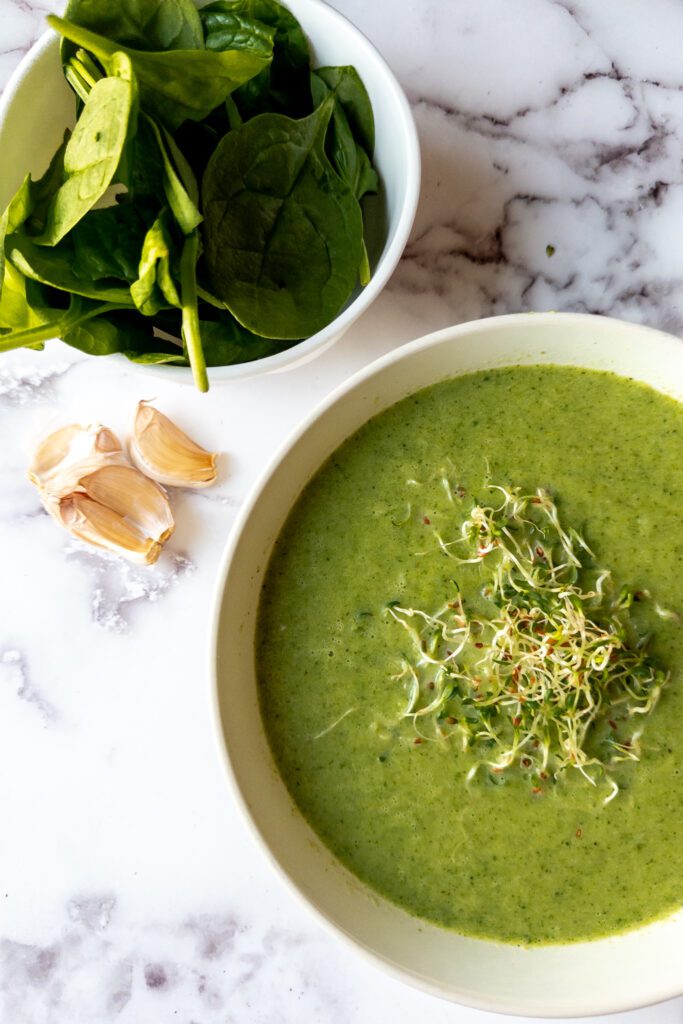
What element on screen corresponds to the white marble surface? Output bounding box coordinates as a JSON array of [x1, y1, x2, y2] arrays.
[[2, 1, 683, 1021]]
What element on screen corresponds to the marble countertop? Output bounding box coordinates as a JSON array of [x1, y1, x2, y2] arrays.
[[2, 2, 683, 1021]]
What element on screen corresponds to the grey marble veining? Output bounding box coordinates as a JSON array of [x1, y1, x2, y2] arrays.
[[1, 1, 683, 1021]]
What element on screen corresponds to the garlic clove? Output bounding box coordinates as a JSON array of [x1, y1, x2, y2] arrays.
[[78, 464, 174, 543], [29, 422, 127, 500], [30, 422, 176, 565], [29, 424, 83, 488], [130, 402, 218, 488], [58, 493, 163, 565]]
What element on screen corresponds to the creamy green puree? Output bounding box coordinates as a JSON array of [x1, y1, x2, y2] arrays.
[[256, 366, 683, 944]]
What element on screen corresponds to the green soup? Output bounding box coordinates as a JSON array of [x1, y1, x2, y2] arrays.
[[256, 366, 683, 944]]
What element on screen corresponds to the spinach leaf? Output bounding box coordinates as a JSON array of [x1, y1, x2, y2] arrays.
[[201, 0, 308, 65], [310, 69, 378, 287], [312, 66, 375, 155], [201, 0, 310, 118], [61, 307, 187, 362], [118, 110, 201, 231], [0, 175, 32, 302], [144, 306, 294, 365], [70, 201, 156, 282], [140, 232, 206, 382], [48, 15, 273, 131], [144, 116, 202, 233], [131, 208, 181, 315], [0, 295, 126, 353], [0, 262, 55, 335], [0, 178, 43, 344], [179, 230, 208, 390], [124, 349, 187, 364], [224, 95, 243, 129], [2, 177, 32, 236], [62, 0, 204, 53], [7, 234, 135, 305], [202, 97, 363, 339], [32, 133, 72, 222], [195, 281, 228, 309], [36, 73, 133, 246], [0, 130, 70, 278], [200, 8, 275, 58], [118, 114, 165, 198], [199, 313, 294, 365], [63, 308, 166, 356], [63, 318, 124, 354], [311, 69, 378, 202]]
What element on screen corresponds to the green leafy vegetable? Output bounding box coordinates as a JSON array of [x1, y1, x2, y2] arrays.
[[130, 207, 181, 315], [133, 305, 294, 365], [70, 202, 156, 282], [144, 116, 202, 233], [0, 295, 125, 353], [311, 67, 377, 201], [0, 176, 32, 303], [311, 67, 378, 285], [201, 0, 310, 117], [36, 73, 134, 245], [2, 130, 71, 245], [200, 7, 275, 57], [0, 263, 54, 336], [7, 234, 136, 305], [199, 311, 294, 364], [1, 0, 380, 388], [200, 0, 306, 62], [313, 65, 374, 155], [202, 97, 363, 339], [78, 307, 189, 363], [62, 0, 204, 52], [63, 309, 152, 355], [48, 14, 273, 130], [2, 177, 32, 236], [116, 114, 163, 198], [124, 348, 186, 364]]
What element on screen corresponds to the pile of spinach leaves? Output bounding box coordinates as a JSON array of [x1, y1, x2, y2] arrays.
[[0, 0, 380, 390]]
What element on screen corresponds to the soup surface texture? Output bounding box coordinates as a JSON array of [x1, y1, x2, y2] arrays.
[[256, 366, 683, 944]]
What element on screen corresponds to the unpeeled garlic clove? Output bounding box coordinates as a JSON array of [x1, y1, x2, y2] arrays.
[[29, 422, 127, 504], [29, 424, 82, 488], [30, 422, 175, 564], [58, 493, 163, 565], [78, 464, 174, 544], [130, 402, 218, 488]]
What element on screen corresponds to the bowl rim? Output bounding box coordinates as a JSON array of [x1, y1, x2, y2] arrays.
[[0, 7, 421, 385], [208, 310, 683, 1018]]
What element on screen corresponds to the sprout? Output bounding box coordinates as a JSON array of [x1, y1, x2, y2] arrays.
[[312, 707, 357, 740], [385, 484, 673, 803]]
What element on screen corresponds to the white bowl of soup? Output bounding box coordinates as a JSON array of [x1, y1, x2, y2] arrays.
[[210, 311, 683, 1016]]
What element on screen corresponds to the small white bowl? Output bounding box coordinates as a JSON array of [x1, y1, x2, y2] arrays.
[[211, 311, 683, 1017], [0, 2, 420, 384]]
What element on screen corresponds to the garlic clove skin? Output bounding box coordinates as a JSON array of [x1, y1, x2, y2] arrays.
[[78, 464, 174, 544], [29, 423, 127, 501], [58, 493, 163, 565], [130, 402, 218, 488]]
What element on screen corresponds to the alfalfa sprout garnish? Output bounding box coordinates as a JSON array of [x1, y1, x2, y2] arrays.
[[387, 484, 674, 804]]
